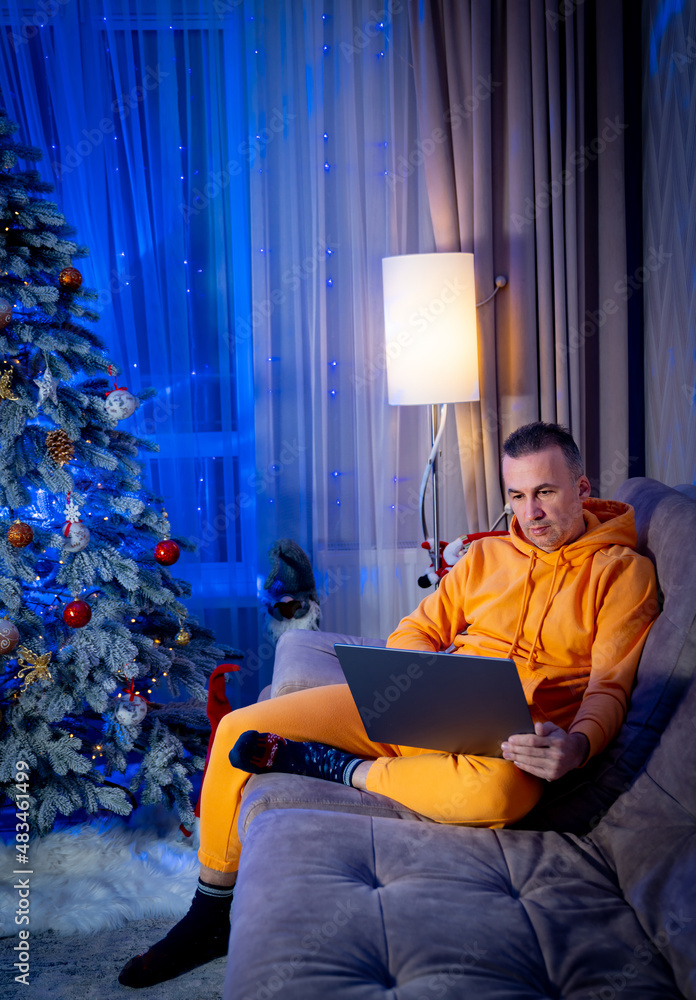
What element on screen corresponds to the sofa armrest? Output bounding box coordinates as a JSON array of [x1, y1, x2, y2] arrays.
[[270, 629, 387, 698]]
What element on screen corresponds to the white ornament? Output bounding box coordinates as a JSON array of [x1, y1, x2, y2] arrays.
[[105, 389, 139, 420], [115, 694, 148, 726], [64, 494, 82, 523], [63, 521, 90, 553], [34, 368, 60, 407]]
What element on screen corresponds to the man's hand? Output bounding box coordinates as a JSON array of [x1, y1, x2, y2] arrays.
[[501, 723, 589, 781]]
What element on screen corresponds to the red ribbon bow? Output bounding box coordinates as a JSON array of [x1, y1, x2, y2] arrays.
[[123, 679, 149, 704], [105, 364, 127, 397]]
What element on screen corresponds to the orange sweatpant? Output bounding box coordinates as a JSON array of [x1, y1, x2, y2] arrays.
[[198, 683, 543, 873]]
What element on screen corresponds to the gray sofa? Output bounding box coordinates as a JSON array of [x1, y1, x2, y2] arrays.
[[223, 478, 696, 999]]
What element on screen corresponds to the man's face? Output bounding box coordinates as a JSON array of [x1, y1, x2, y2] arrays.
[[502, 446, 591, 552]]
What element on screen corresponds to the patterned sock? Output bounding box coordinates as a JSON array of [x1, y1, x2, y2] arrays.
[[229, 730, 364, 786], [118, 878, 233, 988]]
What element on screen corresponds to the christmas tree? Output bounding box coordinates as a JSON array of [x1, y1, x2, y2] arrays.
[[0, 108, 241, 835]]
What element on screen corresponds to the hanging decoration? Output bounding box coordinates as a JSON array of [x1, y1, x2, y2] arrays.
[[174, 620, 192, 646], [154, 507, 180, 565], [63, 598, 92, 628], [16, 646, 53, 692], [46, 428, 75, 465], [62, 492, 90, 553], [7, 520, 34, 548], [58, 266, 82, 290], [34, 362, 60, 407], [114, 678, 148, 726], [0, 368, 19, 402], [0, 297, 12, 327], [155, 539, 180, 566], [104, 364, 139, 421], [0, 619, 20, 655]]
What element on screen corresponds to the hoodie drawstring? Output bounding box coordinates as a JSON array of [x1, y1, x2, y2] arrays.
[[507, 549, 565, 670], [507, 551, 536, 659], [525, 550, 564, 668]]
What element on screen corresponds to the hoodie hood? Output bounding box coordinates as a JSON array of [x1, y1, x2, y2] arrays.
[[509, 498, 638, 566], [504, 498, 638, 673]]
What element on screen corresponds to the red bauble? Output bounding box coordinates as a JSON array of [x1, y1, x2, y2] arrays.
[[7, 521, 34, 548], [0, 298, 12, 328], [155, 539, 180, 566], [0, 619, 20, 655], [63, 599, 92, 628], [59, 267, 83, 290]]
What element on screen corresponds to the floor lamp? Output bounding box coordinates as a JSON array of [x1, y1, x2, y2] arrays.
[[382, 252, 506, 585]]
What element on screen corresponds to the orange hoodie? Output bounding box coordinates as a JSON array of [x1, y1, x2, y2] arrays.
[[387, 499, 658, 760]]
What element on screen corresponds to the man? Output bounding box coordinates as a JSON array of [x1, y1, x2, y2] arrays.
[[119, 422, 657, 988]]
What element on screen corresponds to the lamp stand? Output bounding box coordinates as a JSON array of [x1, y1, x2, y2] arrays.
[[419, 404, 448, 587], [429, 404, 441, 581]]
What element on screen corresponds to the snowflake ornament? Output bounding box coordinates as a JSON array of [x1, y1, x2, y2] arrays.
[[63, 494, 82, 524]]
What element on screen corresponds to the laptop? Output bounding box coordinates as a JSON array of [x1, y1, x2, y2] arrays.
[[334, 644, 534, 758]]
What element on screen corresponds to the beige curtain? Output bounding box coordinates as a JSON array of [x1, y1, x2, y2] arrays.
[[408, 0, 632, 527]]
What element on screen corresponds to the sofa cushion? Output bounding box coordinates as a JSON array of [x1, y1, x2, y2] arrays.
[[239, 772, 430, 842], [518, 478, 696, 833], [271, 629, 386, 698], [225, 808, 685, 1000], [586, 668, 696, 1000]]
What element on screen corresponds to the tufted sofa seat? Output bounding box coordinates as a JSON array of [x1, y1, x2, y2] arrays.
[[223, 479, 696, 999]]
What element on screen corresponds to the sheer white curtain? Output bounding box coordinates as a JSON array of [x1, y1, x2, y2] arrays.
[[247, 0, 466, 638]]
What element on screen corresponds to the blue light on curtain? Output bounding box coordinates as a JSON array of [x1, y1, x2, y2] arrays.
[[0, 0, 468, 682], [0, 0, 259, 698]]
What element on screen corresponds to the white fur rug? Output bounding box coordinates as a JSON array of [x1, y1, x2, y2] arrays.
[[0, 810, 201, 938]]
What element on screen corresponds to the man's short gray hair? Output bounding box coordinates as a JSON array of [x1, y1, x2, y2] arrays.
[[502, 422, 584, 481]]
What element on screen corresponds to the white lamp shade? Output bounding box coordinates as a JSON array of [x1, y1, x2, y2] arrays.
[[382, 252, 480, 405]]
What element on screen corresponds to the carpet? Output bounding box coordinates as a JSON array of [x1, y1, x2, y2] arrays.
[[0, 808, 200, 938], [0, 916, 228, 1000]]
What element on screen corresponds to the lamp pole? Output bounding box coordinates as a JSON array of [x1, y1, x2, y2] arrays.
[[429, 403, 441, 584]]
